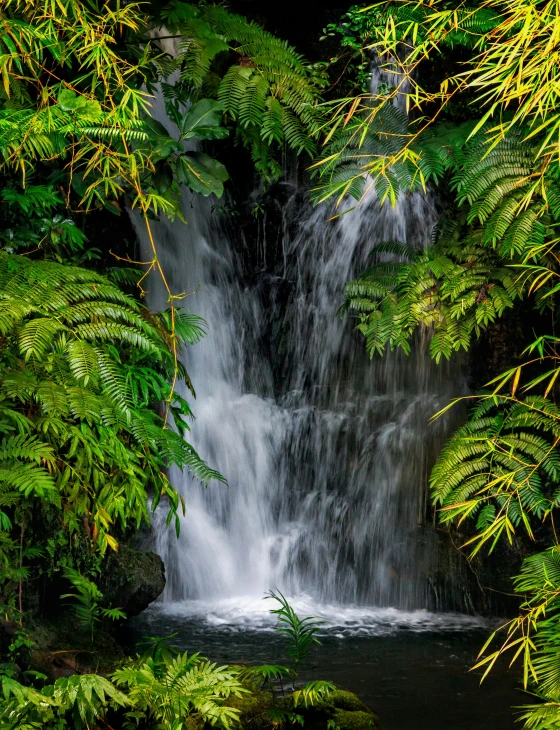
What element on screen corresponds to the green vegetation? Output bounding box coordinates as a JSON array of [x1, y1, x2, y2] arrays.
[[0, 594, 356, 730], [314, 1, 560, 726], [0, 639, 246, 730], [4, 0, 560, 726], [0, 248, 221, 615]]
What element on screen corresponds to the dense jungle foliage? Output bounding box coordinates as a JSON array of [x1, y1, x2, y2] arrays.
[[318, 2, 560, 727], [3, 0, 560, 728], [0, 0, 328, 617]]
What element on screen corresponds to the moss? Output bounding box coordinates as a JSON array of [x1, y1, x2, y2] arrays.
[[222, 682, 380, 730], [328, 690, 372, 714], [285, 689, 380, 730], [224, 679, 274, 728], [332, 709, 381, 730]]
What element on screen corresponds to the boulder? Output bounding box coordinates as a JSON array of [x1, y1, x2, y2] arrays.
[[101, 546, 165, 617], [296, 690, 381, 730], [332, 708, 381, 730], [226, 683, 381, 730], [225, 679, 274, 727]]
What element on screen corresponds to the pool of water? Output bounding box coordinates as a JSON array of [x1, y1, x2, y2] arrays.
[[128, 596, 523, 730]]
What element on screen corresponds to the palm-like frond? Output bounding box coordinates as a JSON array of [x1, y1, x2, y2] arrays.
[[0, 252, 223, 593], [159, 1, 327, 179]]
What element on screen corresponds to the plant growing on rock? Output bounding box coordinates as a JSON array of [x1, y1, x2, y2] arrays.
[[60, 569, 126, 644], [239, 592, 336, 726]]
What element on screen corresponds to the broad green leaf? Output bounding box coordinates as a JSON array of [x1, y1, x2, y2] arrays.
[[57, 89, 101, 119], [180, 99, 229, 141], [176, 152, 229, 197]]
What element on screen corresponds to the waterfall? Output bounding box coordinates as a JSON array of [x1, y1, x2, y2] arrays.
[[134, 65, 465, 617]]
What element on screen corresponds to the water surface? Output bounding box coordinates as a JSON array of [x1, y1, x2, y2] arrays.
[[130, 597, 521, 730]]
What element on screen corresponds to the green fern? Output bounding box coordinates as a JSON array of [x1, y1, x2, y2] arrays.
[[0, 672, 128, 729], [113, 648, 246, 730], [158, 1, 327, 179], [60, 568, 125, 643], [266, 590, 324, 683], [430, 395, 560, 555], [0, 252, 224, 615]]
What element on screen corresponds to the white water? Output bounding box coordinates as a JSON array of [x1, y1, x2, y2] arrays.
[[134, 66, 468, 625], [145, 594, 487, 637]]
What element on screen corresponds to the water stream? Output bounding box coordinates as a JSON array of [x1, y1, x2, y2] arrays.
[[128, 64, 520, 728], [134, 65, 468, 617]]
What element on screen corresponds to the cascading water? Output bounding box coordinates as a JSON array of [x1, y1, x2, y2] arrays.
[[134, 64, 469, 625]]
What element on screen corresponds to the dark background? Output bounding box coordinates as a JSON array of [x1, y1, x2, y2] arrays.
[[227, 0, 352, 57]]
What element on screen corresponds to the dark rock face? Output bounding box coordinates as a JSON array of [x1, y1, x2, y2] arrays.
[[0, 620, 17, 662], [101, 546, 166, 617]]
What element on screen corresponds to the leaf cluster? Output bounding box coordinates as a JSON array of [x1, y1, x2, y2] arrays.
[[0, 642, 244, 730], [157, 2, 328, 181], [0, 251, 223, 617]]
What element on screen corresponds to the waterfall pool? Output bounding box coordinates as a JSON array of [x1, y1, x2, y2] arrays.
[[131, 66, 520, 730], [129, 597, 520, 730]]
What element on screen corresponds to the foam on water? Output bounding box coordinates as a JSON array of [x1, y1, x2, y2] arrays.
[[147, 596, 488, 637]]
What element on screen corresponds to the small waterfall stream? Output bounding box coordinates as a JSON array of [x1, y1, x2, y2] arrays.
[[134, 66, 468, 622]]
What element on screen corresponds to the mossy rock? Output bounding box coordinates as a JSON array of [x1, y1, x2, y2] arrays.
[[332, 709, 381, 730], [224, 681, 380, 730], [291, 690, 380, 730], [328, 690, 373, 714], [100, 546, 166, 616], [224, 679, 274, 727]]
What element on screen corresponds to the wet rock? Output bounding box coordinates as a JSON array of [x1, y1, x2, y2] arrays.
[[296, 690, 381, 730], [101, 546, 165, 617]]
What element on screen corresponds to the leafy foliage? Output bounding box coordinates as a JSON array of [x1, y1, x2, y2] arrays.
[[314, 1, 560, 726], [340, 115, 560, 360], [0, 672, 128, 730], [240, 591, 334, 720], [345, 231, 522, 362], [0, 642, 243, 730], [0, 0, 225, 213], [0, 251, 223, 618], [60, 568, 126, 643], [314, 0, 560, 208], [468, 547, 560, 728], [266, 591, 324, 681], [113, 645, 245, 730], [431, 395, 560, 554], [157, 1, 328, 180]]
